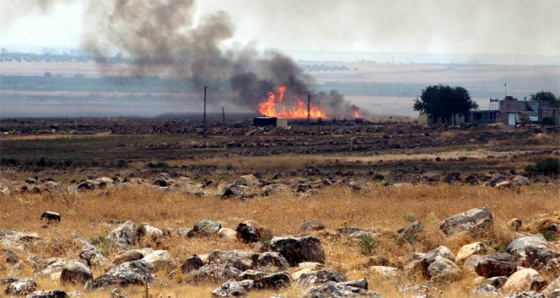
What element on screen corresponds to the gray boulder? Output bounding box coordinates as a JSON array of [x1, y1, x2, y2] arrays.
[[4, 278, 37, 295], [106, 221, 136, 251], [302, 278, 382, 298], [187, 219, 221, 237], [211, 279, 253, 297], [111, 248, 153, 267], [85, 260, 154, 290], [475, 252, 517, 278], [181, 255, 204, 274], [398, 220, 424, 243], [523, 245, 560, 271], [335, 227, 374, 238], [218, 183, 245, 198], [440, 207, 493, 236], [427, 256, 462, 282], [256, 252, 290, 272], [193, 263, 242, 283], [79, 245, 106, 267], [60, 260, 93, 285], [270, 236, 325, 266], [207, 250, 259, 271], [506, 235, 548, 258], [142, 250, 177, 273], [136, 222, 165, 243], [298, 269, 347, 286], [252, 272, 292, 290], [24, 290, 69, 298], [300, 220, 326, 232]]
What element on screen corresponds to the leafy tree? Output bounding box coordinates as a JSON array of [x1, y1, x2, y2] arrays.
[[413, 85, 478, 124], [530, 91, 559, 107]]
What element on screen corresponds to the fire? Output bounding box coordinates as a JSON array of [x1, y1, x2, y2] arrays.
[[351, 106, 361, 119], [258, 85, 327, 119]]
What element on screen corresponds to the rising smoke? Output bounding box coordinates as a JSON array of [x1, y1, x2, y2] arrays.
[[80, 0, 364, 118]]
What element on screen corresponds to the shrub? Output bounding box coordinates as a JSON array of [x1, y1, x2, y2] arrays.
[[358, 234, 376, 256], [541, 117, 556, 125], [260, 229, 273, 249], [405, 212, 417, 222], [542, 228, 557, 241], [147, 161, 169, 169], [525, 158, 560, 176], [0, 158, 19, 166]]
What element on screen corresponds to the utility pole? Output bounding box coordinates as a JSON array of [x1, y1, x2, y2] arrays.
[[222, 106, 225, 124], [307, 93, 311, 124], [203, 86, 207, 135]]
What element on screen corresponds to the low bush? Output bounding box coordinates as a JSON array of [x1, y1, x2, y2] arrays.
[[525, 158, 560, 176]]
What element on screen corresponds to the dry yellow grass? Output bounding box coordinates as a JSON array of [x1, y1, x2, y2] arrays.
[[1, 184, 559, 297]]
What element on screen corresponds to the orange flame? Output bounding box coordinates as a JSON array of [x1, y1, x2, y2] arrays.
[[258, 85, 327, 119], [352, 106, 361, 119]]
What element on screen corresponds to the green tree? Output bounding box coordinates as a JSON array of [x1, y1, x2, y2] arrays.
[[414, 85, 478, 124], [530, 91, 559, 107]]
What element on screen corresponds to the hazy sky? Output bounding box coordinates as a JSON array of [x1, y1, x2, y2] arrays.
[[1, 0, 559, 57]]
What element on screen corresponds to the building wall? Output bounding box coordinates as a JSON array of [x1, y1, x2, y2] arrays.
[[541, 108, 560, 124]]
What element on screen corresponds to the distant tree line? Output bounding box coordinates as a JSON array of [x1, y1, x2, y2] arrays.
[[0, 74, 201, 93]]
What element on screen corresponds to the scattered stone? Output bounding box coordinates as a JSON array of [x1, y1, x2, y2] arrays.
[[217, 227, 238, 241], [142, 250, 177, 273], [85, 260, 154, 290], [300, 220, 325, 231], [106, 220, 137, 251], [60, 260, 93, 285], [193, 263, 242, 283], [187, 219, 222, 237], [439, 207, 493, 236], [475, 252, 517, 278], [207, 250, 259, 271], [136, 222, 165, 243], [211, 279, 252, 297], [506, 235, 548, 258], [24, 289, 69, 298], [109, 288, 129, 298], [253, 272, 292, 290], [455, 242, 487, 264], [40, 211, 61, 223], [398, 220, 424, 243], [270, 236, 325, 266], [236, 221, 264, 243], [256, 252, 290, 272], [508, 218, 523, 231], [79, 245, 106, 267], [541, 276, 560, 297], [427, 256, 462, 282], [302, 278, 381, 298], [4, 278, 37, 295], [335, 227, 373, 238], [181, 255, 204, 274], [502, 268, 546, 293], [298, 269, 347, 286]]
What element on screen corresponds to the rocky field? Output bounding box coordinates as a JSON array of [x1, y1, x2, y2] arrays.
[[0, 118, 559, 297]]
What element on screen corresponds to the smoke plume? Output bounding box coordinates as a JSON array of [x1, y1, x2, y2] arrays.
[[80, 0, 363, 118]]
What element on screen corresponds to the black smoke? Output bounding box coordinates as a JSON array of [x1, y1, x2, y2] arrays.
[[80, 0, 364, 118]]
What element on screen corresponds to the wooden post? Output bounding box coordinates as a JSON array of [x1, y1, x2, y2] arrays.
[[203, 86, 207, 135]]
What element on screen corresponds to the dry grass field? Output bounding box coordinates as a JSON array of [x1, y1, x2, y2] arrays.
[[1, 182, 559, 297]]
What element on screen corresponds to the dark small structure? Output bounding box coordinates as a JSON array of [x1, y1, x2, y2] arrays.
[[40, 211, 61, 222], [253, 117, 277, 126], [464, 110, 498, 124]]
